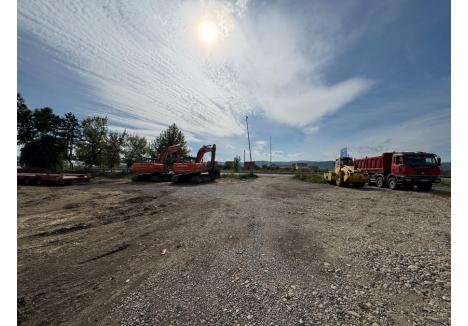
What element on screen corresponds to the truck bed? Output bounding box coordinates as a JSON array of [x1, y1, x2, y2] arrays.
[[355, 153, 393, 174]]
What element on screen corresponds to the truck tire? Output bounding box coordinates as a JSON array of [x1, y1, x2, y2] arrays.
[[388, 176, 397, 190], [376, 175, 385, 188], [336, 171, 345, 187], [417, 182, 432, 191]]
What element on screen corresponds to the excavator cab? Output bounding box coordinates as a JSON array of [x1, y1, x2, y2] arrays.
[[131, 145, 183, 182]]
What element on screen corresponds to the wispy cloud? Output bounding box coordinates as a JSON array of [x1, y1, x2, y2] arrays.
[[347, 110, 451, 160], [18, 0, 372, 140]]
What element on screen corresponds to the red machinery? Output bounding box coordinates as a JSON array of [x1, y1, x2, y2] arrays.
[[355, 152, 441, 191], [171, 144, 220, 183], [131, 145, 182, 182]]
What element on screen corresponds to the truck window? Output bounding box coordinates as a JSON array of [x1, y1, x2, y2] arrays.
[[394, 156, 401, 164], [404, 155, 437, 167]]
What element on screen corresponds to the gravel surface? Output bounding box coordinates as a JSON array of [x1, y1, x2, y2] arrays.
[[17, 176, 450, 325]]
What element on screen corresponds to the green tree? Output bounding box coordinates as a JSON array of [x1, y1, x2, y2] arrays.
[[149, 123, 189, 158], [17, 93, 35, 144], [103, 131, 127, 170], [20, 135, 65, 169], [76, 116, 108, 168], [233, 155, 241, 172], [60, 112, 82, 169], [33, 107, 62, 138], [123, 134, 148, 167], [17, 95, 66, 169]]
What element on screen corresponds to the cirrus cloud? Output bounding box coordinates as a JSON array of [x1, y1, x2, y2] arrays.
[[18, 0, 372, 140]]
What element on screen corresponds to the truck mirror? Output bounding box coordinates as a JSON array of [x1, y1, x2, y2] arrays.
[[437, 157, 441, 166]]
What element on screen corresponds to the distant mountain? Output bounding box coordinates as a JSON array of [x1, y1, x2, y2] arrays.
[[246, 160, 334, 170], [220, 160, 451, 171], [440, 162, 451, 171]]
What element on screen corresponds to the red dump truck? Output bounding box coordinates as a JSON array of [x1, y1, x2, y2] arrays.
[[355, 152, 441, 191]]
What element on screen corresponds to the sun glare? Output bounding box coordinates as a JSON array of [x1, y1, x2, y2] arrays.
[[198, 20, 219, 45]]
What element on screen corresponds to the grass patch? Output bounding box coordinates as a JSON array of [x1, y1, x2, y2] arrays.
[[293, 172, 327, 184], [222, 172, 258, 180], [434, 178, 451, 189]]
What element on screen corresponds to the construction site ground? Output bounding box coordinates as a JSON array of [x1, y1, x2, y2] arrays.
[[17, 175, 451, 326]]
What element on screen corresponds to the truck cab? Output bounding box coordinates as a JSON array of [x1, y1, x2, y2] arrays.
[[389, 152, 441, 190]]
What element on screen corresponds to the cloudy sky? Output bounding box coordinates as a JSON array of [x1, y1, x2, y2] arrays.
[[17, 0, 451, 161]]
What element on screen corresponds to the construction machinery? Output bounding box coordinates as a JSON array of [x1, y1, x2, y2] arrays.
[[131, 145, 182, 182], [355, 152, 441, 191], [323, 157, 368, 187], [171, 144, 220, 184]]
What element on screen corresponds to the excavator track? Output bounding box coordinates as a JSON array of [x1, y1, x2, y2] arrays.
[[171, 173, 217, 184]]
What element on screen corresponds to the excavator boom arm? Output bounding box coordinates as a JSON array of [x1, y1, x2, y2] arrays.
[[158, 145, 183, 164], [195, 144, 216, 166]]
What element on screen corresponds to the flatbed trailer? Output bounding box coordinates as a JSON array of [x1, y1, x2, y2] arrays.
[[17, 172, 91, 186]]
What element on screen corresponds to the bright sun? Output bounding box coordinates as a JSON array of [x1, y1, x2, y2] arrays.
[[198, 20, 219, 45]]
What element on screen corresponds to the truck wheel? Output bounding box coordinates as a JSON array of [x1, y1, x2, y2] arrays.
[[417, 183, 432, 191], [388, 177, 397, 190], [376, 175, 385, 188]]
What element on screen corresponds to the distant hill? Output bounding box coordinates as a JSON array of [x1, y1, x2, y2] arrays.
[[440, 162, 451, 171], [245, 160, 334, 170]]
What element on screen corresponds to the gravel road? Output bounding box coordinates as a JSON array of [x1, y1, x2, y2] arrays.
[[17, 176, 450, 325]]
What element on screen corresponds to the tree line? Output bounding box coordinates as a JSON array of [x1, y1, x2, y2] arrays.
[[17, 93, 190, 170]]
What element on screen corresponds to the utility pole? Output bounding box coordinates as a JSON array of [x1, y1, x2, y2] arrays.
[[246, 116, 252, 163], [244, 149, 246, 168], [269, 136, 272, 167]]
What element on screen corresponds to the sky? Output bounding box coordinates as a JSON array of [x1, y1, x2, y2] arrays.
[[17, 0, 451, 162]]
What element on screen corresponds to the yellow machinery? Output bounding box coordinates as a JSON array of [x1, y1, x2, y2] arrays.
[[323, 157, 368, 187]]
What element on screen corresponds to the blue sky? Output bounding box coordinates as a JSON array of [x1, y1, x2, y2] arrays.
[[18, 0, 451, 161]]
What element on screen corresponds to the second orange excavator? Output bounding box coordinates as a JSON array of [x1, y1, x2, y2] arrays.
[[171, 144, 220, 183], [131, 145, 182, 182]]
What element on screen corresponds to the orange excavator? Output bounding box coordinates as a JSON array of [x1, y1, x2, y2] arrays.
[[171, 144, 220, 183], [131, 145, 182, 182]]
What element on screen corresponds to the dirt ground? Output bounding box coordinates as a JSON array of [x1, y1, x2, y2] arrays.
[[17, 176, 450, 326]]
